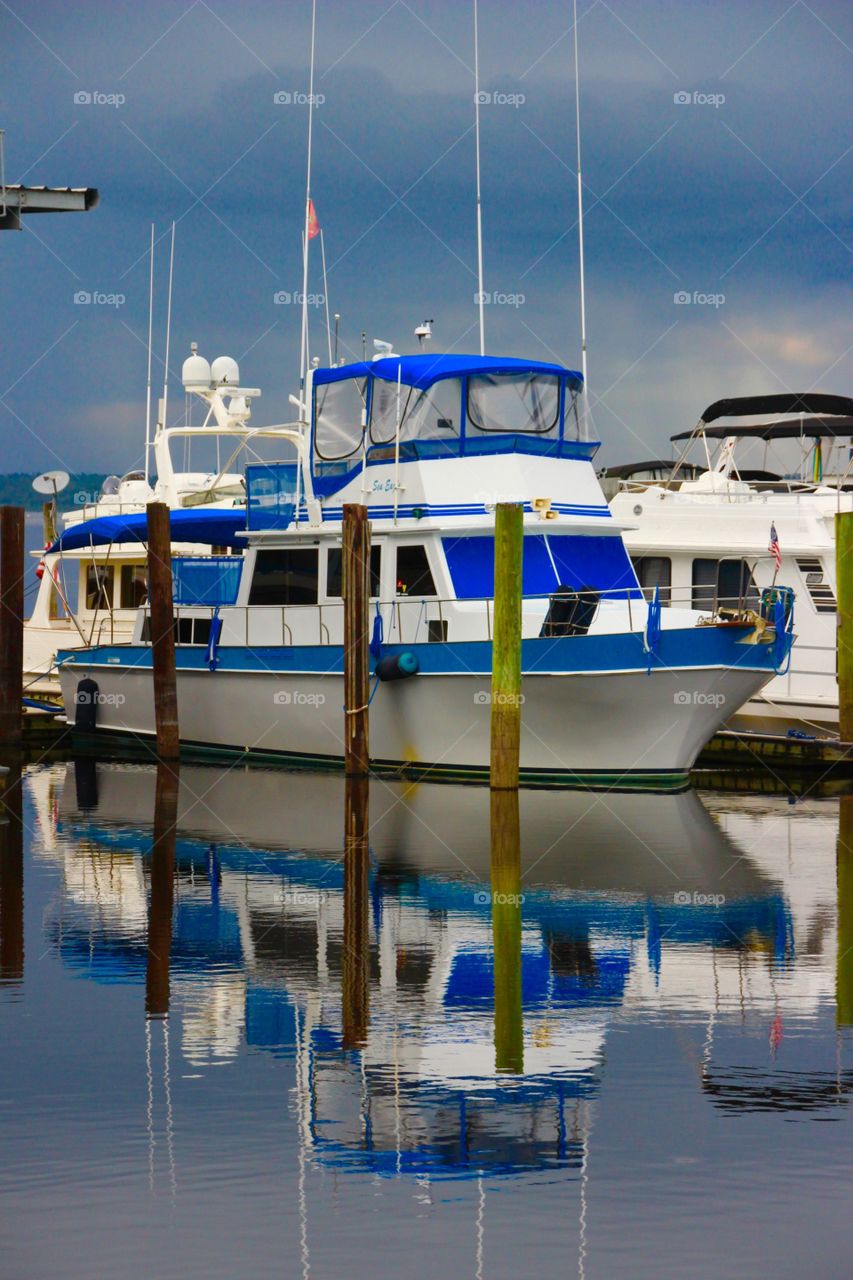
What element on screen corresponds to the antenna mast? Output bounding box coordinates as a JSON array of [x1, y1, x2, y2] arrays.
[[161, 221, 176, 438], [474, 0, 486, 356], [299, 0, 318, 398], [144, 225, 155, 483], [573, 0, 589, 436]]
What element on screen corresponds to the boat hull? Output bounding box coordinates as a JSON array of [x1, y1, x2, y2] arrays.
[[57, 629, 781, 790]]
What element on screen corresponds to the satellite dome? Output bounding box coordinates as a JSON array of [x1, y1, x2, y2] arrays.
[[211, 355, 240, 386], [182, 353, 212, 389]]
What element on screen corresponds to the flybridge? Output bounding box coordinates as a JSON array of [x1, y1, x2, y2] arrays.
[[308, 353, 594, 494]]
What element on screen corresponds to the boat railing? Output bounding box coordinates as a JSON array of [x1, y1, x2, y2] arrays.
[[160, 580, 795, 650]]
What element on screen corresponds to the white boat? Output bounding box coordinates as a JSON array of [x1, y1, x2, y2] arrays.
[[54, 351, 793, 788], [24, 350, 296, 694], [607, 392, 853, 735]]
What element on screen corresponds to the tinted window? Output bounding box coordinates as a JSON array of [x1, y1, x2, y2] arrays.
[[692, 558, 757, 610], [326, 546, 382, 598], [85, 564, 114, 609], [249, 549, 319, 605], [632, 556, 671, 605], [120, 564, 148, 608], [396, 545, 436, 596]]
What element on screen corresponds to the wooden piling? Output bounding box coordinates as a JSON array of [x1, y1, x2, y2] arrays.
[[146, 762, 179, 1017], [490, 787, 523, 1073], [836, 512, 853, 742], [342, 504, 370, 776], [146, 502, 180, 760], [490, 503, 523, 790], [0, 508, 25, 746], [342, 774, 370, 1048]]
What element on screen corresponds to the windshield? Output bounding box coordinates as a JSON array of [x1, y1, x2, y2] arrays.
[[467, 373, 560, 435]]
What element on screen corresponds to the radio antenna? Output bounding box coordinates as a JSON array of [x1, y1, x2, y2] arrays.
[[573, 0, 589, 436]]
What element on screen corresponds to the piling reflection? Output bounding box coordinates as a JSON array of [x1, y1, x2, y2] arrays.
[[490, 788, 523, 1074], [342, 775, 370, 1049], [0, 758, 23, 985], [837, 795, 853, 1027], [26, 761, 853, 1180], [146, 762, 179, 1018]]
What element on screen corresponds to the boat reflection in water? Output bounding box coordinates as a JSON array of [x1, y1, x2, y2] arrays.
[[25, 760, 847, 1186]]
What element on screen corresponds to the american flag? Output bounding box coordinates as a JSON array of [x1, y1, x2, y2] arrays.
[[769, 522, 781, 571]]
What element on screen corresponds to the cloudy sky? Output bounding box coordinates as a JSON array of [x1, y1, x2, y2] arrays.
[[1, 0, 851, 474]]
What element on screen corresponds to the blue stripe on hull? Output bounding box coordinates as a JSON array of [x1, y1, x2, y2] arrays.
[[58, 625, 781, 678]]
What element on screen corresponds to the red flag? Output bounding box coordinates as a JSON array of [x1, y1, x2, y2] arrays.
[[307, 198, 320, 240]]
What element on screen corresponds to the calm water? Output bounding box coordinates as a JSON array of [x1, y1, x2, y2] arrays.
[[1, 760, 852, 1279]]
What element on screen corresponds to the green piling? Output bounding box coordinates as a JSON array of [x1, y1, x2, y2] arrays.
[[490, 503, 523, 790]]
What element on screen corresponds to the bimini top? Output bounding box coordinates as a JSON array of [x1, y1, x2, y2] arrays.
[[672, 417, 853, 443], [48, 507, 246, 554], [696, 393, 853, 427], [313, 353, 583, 391]]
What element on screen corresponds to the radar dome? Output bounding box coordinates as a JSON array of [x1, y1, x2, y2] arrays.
[[211, 355, 240, 386], [182, 354, 212, 389]]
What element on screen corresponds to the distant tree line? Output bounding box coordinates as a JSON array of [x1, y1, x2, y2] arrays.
[[0, 473, 107, 512]]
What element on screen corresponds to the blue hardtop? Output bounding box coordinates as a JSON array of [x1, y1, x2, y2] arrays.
[[312, 352, 583, 391]]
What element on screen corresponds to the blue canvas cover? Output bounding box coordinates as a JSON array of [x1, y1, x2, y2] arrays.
[[48, 507, 246, 553], [313, 353, 583, 392]]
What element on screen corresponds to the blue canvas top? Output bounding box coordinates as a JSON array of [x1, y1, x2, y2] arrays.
[[313, 353, 584, 391], [48, 507, 247, 553]]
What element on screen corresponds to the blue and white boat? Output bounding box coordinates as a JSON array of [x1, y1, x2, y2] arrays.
[[56, 350, 793, 789]]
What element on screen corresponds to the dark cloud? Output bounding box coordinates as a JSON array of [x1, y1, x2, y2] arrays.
[[1, 0, 851, 471]]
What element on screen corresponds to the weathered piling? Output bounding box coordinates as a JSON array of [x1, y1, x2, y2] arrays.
[[490, 503, 523, 790], [146, 502, 180, 760], [145, 762, 180, 1017], [836, 512, 853, 742], [837, 794, 853, 1026], [342, 504, 370, 776], [0, 760, 24, 985], [342, 774, 370, 1048], [491, 787, 523, 1073], [0, 507, 25, 746]]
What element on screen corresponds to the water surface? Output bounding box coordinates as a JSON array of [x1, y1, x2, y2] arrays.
[[1, 760, 851, 1279]]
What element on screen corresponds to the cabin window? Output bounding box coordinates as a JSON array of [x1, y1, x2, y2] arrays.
[[313, 377, 367, 461], [248, 549, 319, 606], [692, 558, 757, 611], [85, 564, 114, 609], [370, 377, 462, 453], [396, 544, 437, 596], [120, 564, 148, 609], [467, 373, 560, 435], [632, 556, 671, 605], [326, 546, 382, 598]]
